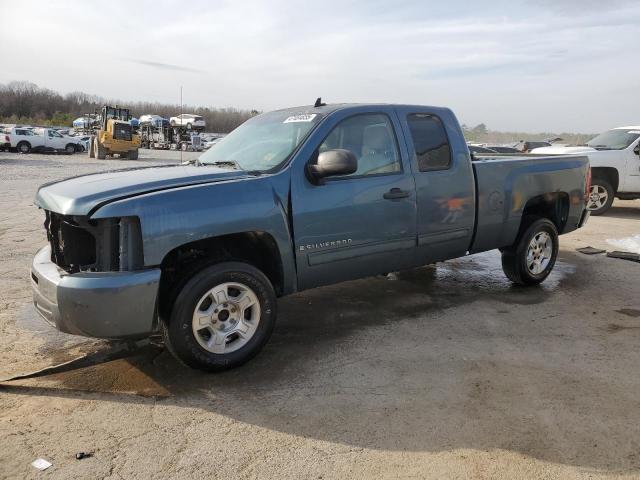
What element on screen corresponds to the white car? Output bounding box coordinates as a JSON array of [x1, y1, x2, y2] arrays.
[[139, 114, 169, 127], [6, 127, 80, 154], [532, 126, 640, 215], [169, 113, 206, 130]]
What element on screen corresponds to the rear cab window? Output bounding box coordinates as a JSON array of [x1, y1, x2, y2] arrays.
[[406, 114, 452, 172]]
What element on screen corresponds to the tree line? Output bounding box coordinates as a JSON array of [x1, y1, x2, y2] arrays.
[[0, 81, 257, 133]]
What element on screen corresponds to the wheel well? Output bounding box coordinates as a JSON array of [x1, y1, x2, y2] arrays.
[[157, 232, 284, 320], [591, 167, 619, 193], [17, 140, 30, 147], [521, 192, 569, 232]]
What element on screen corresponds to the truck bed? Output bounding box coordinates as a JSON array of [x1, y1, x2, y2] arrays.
[[470, 154, 590, 253]]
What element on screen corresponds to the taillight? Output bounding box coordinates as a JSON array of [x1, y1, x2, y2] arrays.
[[4, 135, 8, 142], [584, 167, 592, 205]]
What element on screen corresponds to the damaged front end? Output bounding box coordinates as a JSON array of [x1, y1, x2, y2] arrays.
[[31, 211, 160, 339], [44, 211, 143, 273]]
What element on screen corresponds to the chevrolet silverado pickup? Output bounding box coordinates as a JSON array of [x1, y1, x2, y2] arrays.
[[31, 103, 591, 371], [533, 126, 640, 215]]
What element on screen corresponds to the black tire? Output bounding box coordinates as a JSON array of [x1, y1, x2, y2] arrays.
[[163, 262, 277, 372], [88, 136, 96, 158], [170, 120, 176, 127], [128, 149, 139, 160], [95, 139, 106, 159], [501, 216, 559, 286], [186, 122, 192, 130], [65, 143, 76, 155], [587, 178, 614, 216], [181, 142, 188, 151], [17, 141, 31, 154]]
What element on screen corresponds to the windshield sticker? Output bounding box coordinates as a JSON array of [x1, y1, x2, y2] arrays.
[[283, 114, 317, 123]]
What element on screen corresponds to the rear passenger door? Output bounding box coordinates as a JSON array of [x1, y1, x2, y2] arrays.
[[397, 108, 476, 264]]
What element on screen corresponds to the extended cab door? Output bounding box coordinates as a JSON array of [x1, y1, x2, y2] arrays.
[[44, 129, 65, 150], [396, 107, 476, 264], [623, 135, 640, 191], [291, 107, 417, 290]]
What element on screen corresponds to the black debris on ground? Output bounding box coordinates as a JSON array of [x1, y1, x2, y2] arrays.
[[606, 251, 640, 263], [577, 246, 606, 255]]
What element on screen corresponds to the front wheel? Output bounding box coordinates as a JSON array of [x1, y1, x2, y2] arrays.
[[501, 217, 559, 285], [587, 179, 614, 216], [163, 262, 277, 371], [65, 143, 76, 155]]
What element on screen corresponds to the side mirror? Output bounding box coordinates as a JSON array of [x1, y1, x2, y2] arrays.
[[308, 149, 357, 181], [634, 143, 640, 156]]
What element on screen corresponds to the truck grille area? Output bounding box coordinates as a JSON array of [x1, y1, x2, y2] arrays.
[[44, 212, 143, 273], [47, 212, 97, 272]]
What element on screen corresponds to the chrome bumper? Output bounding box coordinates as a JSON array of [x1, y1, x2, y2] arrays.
[[31, 245, 161, 339]]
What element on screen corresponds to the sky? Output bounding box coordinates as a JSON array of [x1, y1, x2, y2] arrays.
[[1, 0, 638, 133]]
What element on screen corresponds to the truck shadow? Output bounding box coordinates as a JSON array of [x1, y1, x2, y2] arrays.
[[604, 203, 640, 219], [4, 250, 639, 472]]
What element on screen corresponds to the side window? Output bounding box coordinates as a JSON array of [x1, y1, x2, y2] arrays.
[[407, 114, 451, 172], [318, 113, 401, 177]]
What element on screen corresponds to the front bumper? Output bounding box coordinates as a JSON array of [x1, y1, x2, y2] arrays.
[[31, 245, 161, 339]]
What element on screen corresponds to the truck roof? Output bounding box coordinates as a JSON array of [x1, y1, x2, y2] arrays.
[[272, 103, 451, 116]]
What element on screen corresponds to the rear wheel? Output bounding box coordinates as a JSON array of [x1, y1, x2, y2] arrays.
[[163, 262, 277, 371], [95, 139, 106, 159], [65, 143, 76, 155], [17, 141, 31, 154], [88, 136, 96, 158], [128, 149, 139, 160], [587, 179, 614, 216], [501, 216, 559, 285]]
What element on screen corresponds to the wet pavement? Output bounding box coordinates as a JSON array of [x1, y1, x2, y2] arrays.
[[1, 150, 640, 479]]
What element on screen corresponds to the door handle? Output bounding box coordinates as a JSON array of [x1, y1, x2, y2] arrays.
[[383, 188, 411, 200]]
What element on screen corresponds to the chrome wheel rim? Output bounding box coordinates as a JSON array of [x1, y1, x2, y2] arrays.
[[192, 282, 261, 354], [526, 231, 553, 275], [587, 185, 608, 211]]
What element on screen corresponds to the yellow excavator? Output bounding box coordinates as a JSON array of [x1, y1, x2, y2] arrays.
[[88, 105, 141, 159]]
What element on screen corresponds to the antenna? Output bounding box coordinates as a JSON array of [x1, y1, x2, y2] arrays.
[[314, 97, 326, 107], [179, 86, 183, 164]]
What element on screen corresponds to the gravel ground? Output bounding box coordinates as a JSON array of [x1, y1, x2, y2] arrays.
[[1, 150, 639, 479]]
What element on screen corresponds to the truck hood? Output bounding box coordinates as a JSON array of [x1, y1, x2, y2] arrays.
[[36, 164, 248, 216], [531, 145, 597, 155]]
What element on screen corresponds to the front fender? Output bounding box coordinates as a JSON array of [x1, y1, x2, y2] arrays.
[[91, 173, 297, 293]]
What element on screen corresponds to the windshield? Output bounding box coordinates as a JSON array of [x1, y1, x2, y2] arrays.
[[198, 110, 323, 171], [587, 129, 640, 150]]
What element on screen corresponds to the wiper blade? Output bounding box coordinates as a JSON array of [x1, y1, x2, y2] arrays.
[[210, 160, 244, 170]]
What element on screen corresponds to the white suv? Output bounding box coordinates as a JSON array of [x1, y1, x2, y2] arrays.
[[169, 114, 206, 130]]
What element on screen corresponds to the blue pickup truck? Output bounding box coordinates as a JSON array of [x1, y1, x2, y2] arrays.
[[31, 103, 591, 371]]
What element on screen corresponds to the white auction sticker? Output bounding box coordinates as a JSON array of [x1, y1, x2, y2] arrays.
[[283, 114, 317, 123]]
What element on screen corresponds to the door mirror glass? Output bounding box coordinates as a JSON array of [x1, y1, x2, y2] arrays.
[[308, 149, 357, 180]]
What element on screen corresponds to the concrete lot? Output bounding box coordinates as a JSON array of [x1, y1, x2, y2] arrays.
[[1, 150, 639, 479]]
